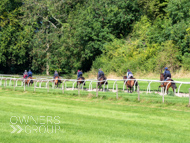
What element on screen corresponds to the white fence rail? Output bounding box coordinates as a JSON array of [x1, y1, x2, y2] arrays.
[[1, 77, 190, 104], [1, 77, 190, 95]]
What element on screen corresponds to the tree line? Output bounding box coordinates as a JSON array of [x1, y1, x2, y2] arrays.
[[0, 0, 189, 75]]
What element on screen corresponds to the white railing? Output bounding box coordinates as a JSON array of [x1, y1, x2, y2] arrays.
[[1, 77, 190, 104], [1, 77, 190, 96]]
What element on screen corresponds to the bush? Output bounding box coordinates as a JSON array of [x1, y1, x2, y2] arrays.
[[182, 53, 190, 70]]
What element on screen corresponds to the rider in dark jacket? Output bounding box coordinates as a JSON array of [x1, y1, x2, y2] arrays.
[[53, 71, 62, 83], [97, 69, 104, 80], [163, 67, 171, 81], [54, 71, 59, 79], [126, 69, 133, 79], [77, 70, 83, 79], [28, 70, 33, 77]]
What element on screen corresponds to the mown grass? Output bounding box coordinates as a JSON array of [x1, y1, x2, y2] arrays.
[[0, 88, 190, 143]]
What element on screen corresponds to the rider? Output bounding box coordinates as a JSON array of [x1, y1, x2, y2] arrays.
[[28, 69, 33, 77], [53, 70, 62, 83], [97, 68, 104, 80], [126, 69, 133, 79], [54, 70, 59, 79], [163, 67, 171, 81], [77, 70, 83, 79], [23, 70, 28, 79]]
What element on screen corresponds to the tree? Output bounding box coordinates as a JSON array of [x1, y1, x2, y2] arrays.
[[0, 0, 31, 73]]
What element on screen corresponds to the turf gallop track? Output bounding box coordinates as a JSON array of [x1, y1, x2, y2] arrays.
[[0, 89, 190, 143]]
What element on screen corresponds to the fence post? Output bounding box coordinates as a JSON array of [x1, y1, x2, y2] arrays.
[[96, 82, 98, 97], [24, 79, 25, 91], [78, 82, 80, 96], [34, 81, 36, 92], [14, 80, 16, 91], [116, 83, 118, 100], [5, 78, 6, 88], [47, 81, 49, 93], [162, 87, 164, 103], [138, 85, 140, 101], [62, 81, 64, 94]]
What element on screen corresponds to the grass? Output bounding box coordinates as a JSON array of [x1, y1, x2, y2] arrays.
[[0, 88, 190, 143]]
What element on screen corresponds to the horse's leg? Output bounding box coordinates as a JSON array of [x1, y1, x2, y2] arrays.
[[172, 87, 174, 95], [172, 87, 175, 93], [166, 87, 168, 94], [158, 86, 161, 92], [100, 84, 103, 91]]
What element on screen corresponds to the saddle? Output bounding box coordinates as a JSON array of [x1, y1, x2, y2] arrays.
[[165, 77, 171, 80]]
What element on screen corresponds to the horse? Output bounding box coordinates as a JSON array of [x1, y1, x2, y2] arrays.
[[76, 77, 85, 88], [98, 76, 108, 91], [158, 73, 177, 94], [54, 76, 62, 88], [24, 77, 33, 86], [123, 76, 138, 93]]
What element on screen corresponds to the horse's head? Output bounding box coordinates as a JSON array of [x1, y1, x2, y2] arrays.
[[123, 76, 127, 80], [160, 73, 164, 81]]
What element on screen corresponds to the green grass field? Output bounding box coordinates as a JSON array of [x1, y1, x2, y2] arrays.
[[0, 87, 190, 143]]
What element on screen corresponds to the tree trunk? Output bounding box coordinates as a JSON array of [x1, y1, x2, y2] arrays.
[[46, 52, 50, 76]]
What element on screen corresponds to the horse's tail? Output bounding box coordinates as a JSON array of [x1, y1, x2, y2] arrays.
[[31, 79, 33, 84], [134, 80, 138, 91], [130, 80, 135, 87], [103, 76, 108, 85], [171, 79, 177, 89], [81, 77, 85, 86]]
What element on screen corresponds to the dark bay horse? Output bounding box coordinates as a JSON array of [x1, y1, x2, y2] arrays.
[[98, 76, 108, 91], [123, 76, 138, 93], [76, 77, 85, 88], [54, 77, 62, 88], [25, 77, 33, 86], [158, 73, 177, 94]]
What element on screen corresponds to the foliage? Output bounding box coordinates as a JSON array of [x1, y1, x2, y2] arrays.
[[0, 0, 190, 75], [93, 0, 190, 74], [0, 0, 31, 73], [182, 53, 190, 71]]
